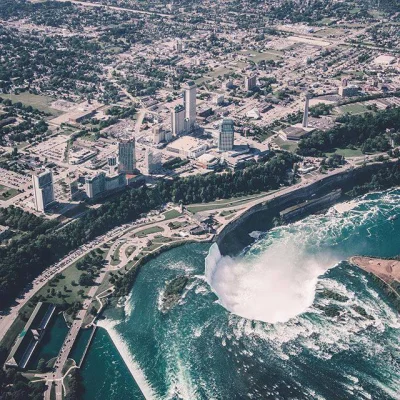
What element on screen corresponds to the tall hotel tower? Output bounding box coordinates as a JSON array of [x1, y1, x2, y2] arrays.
[[118, 138, 136, 174], [183, 80, 197, 132], [32, 169, 55, 212]]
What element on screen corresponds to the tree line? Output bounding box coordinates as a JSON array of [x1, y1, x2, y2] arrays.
[[297, 107, 400, 156]]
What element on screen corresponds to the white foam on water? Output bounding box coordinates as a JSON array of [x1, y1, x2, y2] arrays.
[[249, 230, 263, 239], [123, 291, 134, 319], [97, 319, 158, 400], [205, 242, 338, 324]]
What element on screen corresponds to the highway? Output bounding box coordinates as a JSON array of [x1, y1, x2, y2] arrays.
[[54, 0, 171, 17]]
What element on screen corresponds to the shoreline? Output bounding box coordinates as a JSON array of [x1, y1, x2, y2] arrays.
[[349, 256, 400, 285], [349, 256, 400, 304]]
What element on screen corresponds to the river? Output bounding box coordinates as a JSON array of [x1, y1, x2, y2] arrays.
[[82, 189, 400, 400]]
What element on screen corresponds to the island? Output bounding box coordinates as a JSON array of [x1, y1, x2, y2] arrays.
[[161, 275, 190, 313]]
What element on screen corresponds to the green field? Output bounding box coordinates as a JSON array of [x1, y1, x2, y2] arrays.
[[240, 50, 282, 63], [0, 184, 19, 200], [1, 93, 64, 117], [35, 249, 107, 305], [125, 245, 136, 258], [272, 137, 299, 153], [339, 103, 369, 115], [110, 242, 124, 266], [134, 226, 164, 238], [162, 209, 181, 220], [326, 148, 364, 157], [186, 192, 269, 213]]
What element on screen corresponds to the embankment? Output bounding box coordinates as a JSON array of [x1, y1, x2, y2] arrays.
[[216, 163, 389, 256]]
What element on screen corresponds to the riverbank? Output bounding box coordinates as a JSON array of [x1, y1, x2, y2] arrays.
[[349, 256, 400, 311], [349, 256, 400, 285], [216, 161, 395, 256]]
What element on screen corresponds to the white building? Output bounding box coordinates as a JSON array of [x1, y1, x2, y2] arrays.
[[118, 138, 136, 174], [166, 136, 207, 159], [218, 119, 235, 152], [32, 169, 55, 212], [183, 80, 197, 132], [171, 105, 186, 136], [144, 149, 162, 174], [85, 171, 126, 199], [153, 124, 165, 144]]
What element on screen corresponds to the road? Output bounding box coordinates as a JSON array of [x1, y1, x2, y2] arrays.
[[54, 0, 171, 17]]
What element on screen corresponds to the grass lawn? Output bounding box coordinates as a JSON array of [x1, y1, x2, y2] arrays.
[[339, 103, 369, 115], [162, 209, 181, 220], [241, 51, 282, 63], [110, 242, 124, 266], [134, 226, 164, 238], [35, 248, 107, 305], [220, 209, 237, 217], [209, 67, 232, 79], [0, 93, 63, 117], [167, 221, 186, 230], [79, 132, 96, 142], [186, 192, 268, 214], [273, 137, 299, 153], [143, 243, 163, 252], [125, 245, 136, 258], [0, 184, 19, 200], [0, 314, 26, 351], [153, 236, 173, 244], [326, 148, 364, 157]]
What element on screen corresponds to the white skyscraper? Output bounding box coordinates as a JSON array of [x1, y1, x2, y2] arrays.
[[218, 119, 235, 152], [153, 124, 165, 144], [171, 105, 186, 136], [118, 138, 136, 174], [144, 149, 162, 175], [183, 80, 197, 132], [302, 94, 310, 128], [32, 169, 55, 212]]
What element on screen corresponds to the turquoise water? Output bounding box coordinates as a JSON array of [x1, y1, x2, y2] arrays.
[[82, 189, 400, 400]]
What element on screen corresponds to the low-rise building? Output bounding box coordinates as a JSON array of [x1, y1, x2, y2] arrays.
[[166, 136, 207, 159], [5, 302, 56, 369]]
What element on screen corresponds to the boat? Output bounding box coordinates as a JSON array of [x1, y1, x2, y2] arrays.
[[388, 215, 398, 221]]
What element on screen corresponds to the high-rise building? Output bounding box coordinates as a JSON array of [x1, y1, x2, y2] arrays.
[[175, 40, 183, 53], [85, 171, 126, 199], [144, 149, 162, 175], [107, 154, 118, 175], [183, 81, 197, 131], [164, 130, 173, 143], [85, 172, 106, 199], [118, 139, 136, 174], [171, 105, 186, 136], [32, 169, 55, 212], [153, 124, 165, 144], [302, 94, 310, 128], [244, 75, 257, 91], [218, 119, 235, 152]]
